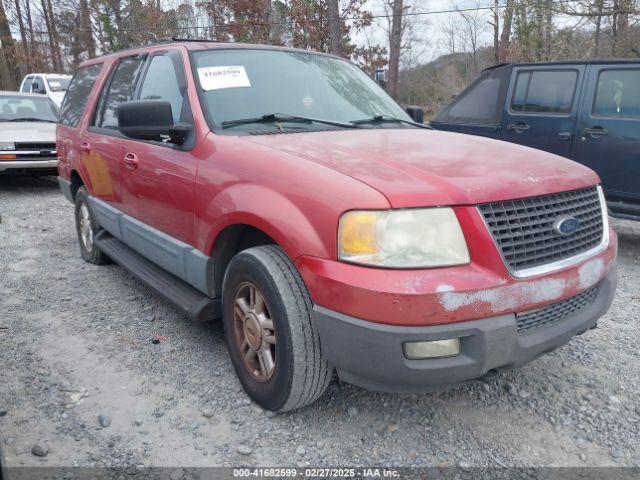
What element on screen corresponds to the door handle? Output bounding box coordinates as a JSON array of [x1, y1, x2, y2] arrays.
[[123, 153, 138, 170], [557, 132, 572, 141], [507, 123, 530, 133], [583, 126, 608, 138], [80, 141, 91, 152]]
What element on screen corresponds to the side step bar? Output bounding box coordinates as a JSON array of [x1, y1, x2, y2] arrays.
[[95, 231, 221, 322]]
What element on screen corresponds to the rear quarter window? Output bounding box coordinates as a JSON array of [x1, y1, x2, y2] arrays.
[[59, 64, 103, 127], [431, 66, 510, 125]]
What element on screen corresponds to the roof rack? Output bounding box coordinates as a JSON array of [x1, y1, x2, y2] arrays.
[[166, 37, 223, 43]]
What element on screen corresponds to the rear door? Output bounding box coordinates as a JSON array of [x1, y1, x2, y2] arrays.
[[572, 65, 640, 203], [501, 65, 584, 157], [86, 54, 147, 209]]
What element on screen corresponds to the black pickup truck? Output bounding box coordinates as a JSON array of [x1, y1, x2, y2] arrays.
[[430, 60, 640, 220]]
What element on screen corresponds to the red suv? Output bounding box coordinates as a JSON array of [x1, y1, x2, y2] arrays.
[[57, 41, 617, 411]]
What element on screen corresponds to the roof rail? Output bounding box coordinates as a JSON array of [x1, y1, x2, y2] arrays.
[[161, 37, 220, 43]]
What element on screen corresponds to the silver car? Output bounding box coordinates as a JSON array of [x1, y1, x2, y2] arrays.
[[0, 92, 59, 175]]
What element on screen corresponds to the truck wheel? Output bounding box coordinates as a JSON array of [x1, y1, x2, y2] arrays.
[[222, 245, 332, 411], [74, 186, 110, 265]]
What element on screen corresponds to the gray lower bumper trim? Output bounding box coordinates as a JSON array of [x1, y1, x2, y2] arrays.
[[313, 270, 616, 393], [58, 176, 73, 203], [0, 159, 58, 171]]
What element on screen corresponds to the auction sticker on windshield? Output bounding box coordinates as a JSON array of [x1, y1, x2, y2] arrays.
[[197, 66, 251, 91]]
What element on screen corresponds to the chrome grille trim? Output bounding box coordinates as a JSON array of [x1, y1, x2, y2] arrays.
[[516, 285, 599, 334], [478, 186, 609, 278]]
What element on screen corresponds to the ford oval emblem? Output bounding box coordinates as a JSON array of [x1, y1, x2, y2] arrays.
[[553, 216, 580, 236]]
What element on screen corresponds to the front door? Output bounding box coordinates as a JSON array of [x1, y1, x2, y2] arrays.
[[501, 65, 585, 158], [119, 49, 197, 246], [572, 65, 640, 204]]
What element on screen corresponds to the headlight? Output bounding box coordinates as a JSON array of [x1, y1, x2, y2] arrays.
[[338, 208, 470, 268], [0, 142, 15, 151]]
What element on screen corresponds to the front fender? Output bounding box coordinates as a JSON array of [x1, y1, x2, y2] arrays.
[[199, 183, 328, 261]]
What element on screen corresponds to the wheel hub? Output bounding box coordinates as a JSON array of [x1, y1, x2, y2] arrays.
[[243, 313, 263, 350]]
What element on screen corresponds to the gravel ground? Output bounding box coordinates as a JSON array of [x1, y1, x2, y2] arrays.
[[1, 175, 639, 470]]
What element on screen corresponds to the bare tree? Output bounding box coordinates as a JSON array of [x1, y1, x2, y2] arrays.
[[327, 0, 342, 56], [80, 0, 96, 58], [0, 0, 19, 87], [13, 0, 29, 72], [387, 0, 403, 98], [499, 0, 515, 62]]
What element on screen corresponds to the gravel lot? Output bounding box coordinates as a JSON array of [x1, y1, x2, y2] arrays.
[[1, 175, 639, 470]]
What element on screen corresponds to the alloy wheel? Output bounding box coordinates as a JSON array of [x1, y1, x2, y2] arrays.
[[233, 282, 277, 382]]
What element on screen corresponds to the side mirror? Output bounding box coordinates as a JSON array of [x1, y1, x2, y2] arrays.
[[405, 106, 424, 124], [117, 100, 190, 145]]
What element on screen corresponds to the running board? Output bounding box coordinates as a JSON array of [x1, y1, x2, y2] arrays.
[[95, 231, 221, 322]]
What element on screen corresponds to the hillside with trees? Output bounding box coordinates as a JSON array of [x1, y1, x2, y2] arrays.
[[1, 0, 638, 111]]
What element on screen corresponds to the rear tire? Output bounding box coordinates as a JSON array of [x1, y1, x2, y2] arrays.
[[74, 186, 110, 265], [222, 245, 332, 411]]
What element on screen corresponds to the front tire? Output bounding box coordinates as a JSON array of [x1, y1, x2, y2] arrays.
[[222, 245, 332, 411], [74, 186, 110, 265]]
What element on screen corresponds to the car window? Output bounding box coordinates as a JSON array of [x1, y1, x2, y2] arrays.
[[511, 70, 577, 114], [0, 96, 59, 122], [593, 69, 640, 118], [95, 56, 146, 129], [32, 77, 45, 94], [46, 76, 71, 92], [21, 76, 34, 93], [59, 64, 103, 127], [431, 66, 510, 125], [138, 54, 184, 124]]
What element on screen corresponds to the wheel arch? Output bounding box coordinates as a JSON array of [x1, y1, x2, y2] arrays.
[[69, 169, 85, 201], [209, 222, 290, 299]]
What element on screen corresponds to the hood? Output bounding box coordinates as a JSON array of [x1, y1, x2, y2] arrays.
[[243, 129, 600, 207], [49, 91, 66, 107], [0, 122, 56, 143]]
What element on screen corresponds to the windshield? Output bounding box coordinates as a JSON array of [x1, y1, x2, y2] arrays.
[[192, 49, 411, 130], [46, 77, 71, 92], [0, 96, 59, 122]]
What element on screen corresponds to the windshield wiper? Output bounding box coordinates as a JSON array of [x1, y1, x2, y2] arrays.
[[351, 115, 431, 129], [220, 113, 356, 130], [9, 118, 57, 123]]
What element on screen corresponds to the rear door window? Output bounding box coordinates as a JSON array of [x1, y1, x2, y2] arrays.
[[59, 64, 103, 127], [31, 76, 45, 94], [510, 70, 578, 114], [94, 55, 146, 129], [593, 69, 640, 117]]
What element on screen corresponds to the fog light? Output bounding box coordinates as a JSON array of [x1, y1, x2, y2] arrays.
[[403, 338, 460, 359]]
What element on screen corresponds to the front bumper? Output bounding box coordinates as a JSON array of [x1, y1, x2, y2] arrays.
[[0, 158, 58, 173], [314, 269, 616, 393]]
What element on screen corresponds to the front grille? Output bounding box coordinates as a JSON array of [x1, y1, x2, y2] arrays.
[[15, 142, 56, 151], [479, 187, 604, 272], [516, 285, 598, 334]]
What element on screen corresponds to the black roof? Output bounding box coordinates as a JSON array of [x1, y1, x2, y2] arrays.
[[483, 58, 639, 72]]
